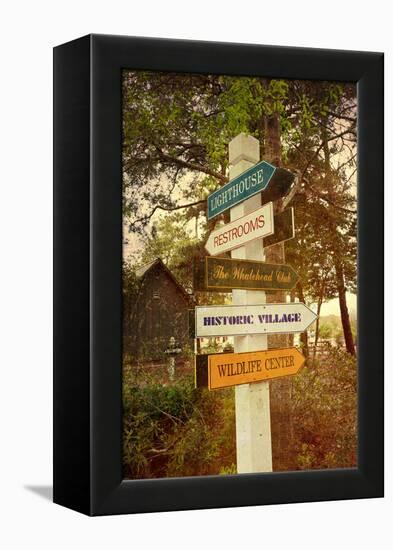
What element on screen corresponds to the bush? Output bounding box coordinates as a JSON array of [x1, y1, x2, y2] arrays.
[[123, 345, 357, 477], [123, 371, 236, 478], [291, 345, 357, 470]]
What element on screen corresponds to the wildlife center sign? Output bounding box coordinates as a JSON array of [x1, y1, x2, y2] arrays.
[[193, 256, 299, 292], [195, 347, 306, 390], [207, 160, 276, 220], [205, 203, 274, 256], [195, 303, 317, 337]]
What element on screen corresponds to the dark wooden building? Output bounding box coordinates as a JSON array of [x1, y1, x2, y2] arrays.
[[125, 258, 194, 361]]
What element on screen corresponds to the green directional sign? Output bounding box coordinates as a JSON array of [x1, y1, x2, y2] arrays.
[[207, 160, 276, 220], [193, 256, 299, 292]]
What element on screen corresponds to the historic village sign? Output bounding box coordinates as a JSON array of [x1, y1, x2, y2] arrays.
[[193, 256, 300, 292], [195, 347, 305, 390], [205, 202, 274, 256], [195, 302, 317, 338], [207, 160, 276, 220]]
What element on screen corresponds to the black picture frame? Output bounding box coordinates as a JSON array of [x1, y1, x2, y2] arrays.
[[53, 34, 384, 516]]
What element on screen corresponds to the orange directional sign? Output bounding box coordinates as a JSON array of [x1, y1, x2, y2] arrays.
[[195, 347, 305, 390]]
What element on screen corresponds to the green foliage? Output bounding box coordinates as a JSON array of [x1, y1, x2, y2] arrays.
[[292, 346, 357, 469], [137, 212, 199, 290], [123, 370, 236, 478], [219, 463, 237, 475], [123, 70, 357, 318], [318, 322, 334, 340], [123, 346, 357, 478], [318, 316, 344, 341], [122, 72, 353, 232]]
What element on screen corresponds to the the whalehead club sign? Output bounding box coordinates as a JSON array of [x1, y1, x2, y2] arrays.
[[207, 160, 276, 220], [193, 256, 300, 292], [195, 303, 318, 337]]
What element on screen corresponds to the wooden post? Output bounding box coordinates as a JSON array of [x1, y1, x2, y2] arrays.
[[229, 133, 273, 473]]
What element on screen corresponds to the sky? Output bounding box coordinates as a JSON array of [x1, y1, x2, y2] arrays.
[[319, 293, 356, 317]]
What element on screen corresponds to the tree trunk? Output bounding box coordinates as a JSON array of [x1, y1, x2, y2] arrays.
[[322, 126, 356, 356], [297, 281, 309, 357], [334, 260, 356, 355], [264, 114, 281, 168], [312, 280, 325, 364]]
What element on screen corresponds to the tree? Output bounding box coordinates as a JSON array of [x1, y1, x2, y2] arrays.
[[136, 212, 199, 290], [284, 87, 357, 354]]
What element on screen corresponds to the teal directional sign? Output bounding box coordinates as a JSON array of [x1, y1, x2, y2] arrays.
[[207, 160, 276, 220]]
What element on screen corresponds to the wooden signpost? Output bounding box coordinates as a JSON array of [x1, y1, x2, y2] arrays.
[[204, 202, 274, 256], [193, 256, 300, 292], [192, 133, 315, 474], [195, 302, 317, 337], [195, 347, 305, 390]]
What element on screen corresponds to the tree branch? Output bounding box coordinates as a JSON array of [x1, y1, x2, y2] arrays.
[[155, 147, 227, 184], [304, 182, 357, 214], [131, 199, 207, 227], [299, 128, 356, 184], [326, 110, 356, 123]]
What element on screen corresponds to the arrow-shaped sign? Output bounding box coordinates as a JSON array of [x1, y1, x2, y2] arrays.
[[207, 160, 276, 220], [263, 207, 295, 249], [193, 256, 300, 292], [195, 302, 317, 337], [261, 167, 295, 205], [195, 347, 305, 390], [205, 203, 274, 256]]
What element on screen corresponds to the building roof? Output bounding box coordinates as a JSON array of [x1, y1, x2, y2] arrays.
[[136, 258, 193, 302], [135, 259, 158, 278]]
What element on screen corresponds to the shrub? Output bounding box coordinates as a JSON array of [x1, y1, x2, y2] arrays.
[[123, 371, 236, 478], [291, 345, 357, 470]]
